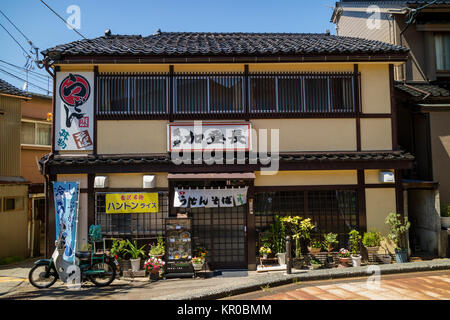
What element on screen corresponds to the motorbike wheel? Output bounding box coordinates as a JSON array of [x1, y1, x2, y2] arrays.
[[89, 260, 116, 287], [28, 264, 58, 289]]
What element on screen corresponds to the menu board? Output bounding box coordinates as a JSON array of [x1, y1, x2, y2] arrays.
[[165, 218, 192, 261]]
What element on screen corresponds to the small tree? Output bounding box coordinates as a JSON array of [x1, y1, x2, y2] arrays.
[[385, 212, 410, 250], [322, 233, 338, 253], [348, 230, 361, 255]]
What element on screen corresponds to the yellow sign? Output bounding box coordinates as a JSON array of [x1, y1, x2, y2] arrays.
[[106, 193, 159, 214]]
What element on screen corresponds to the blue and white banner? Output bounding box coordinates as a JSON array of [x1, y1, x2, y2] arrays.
[[53, 182, 79, 263]]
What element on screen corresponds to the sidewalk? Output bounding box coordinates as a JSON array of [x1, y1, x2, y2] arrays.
[[1, 258, 450, 300]]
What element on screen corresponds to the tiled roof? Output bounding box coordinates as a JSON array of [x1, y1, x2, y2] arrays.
[[40, 151, 414, 167], [0, 78, 30, 98], [42, 32, 409, 59], [406, 1, 450, 4], [395, 82, 450, 98]]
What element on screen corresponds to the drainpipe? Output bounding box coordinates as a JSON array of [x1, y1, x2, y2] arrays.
[[402, 82, 431, 100]]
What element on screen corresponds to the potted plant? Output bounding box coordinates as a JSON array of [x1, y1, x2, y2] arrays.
[[110, 238, 127, 272], [441, 204, 450, 229], [123, 240, 146, 272], [322, 232, 338, 267], [191, 256, 204, 271], [308, 238, 322, 255], [144, 256, 165, 281], [385, 212, 411, 263], [270, 216, 286, 265], [259, 246, 272, 259], [149, 236, 165, 259], [349, 230, 362, 267], [309, 258, 322, 270], [362, 229, 382, 257], [338, 248, 350, 266]]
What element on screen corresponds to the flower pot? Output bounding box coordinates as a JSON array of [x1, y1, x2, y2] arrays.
[[149, 269, 159, 282], [378, 254, 392, 264], [394, 248, 408, 263], [310, 264, 321, 270], [275, 253, 286, 265], [339, 257, 350, 266], [262, 253, 268, 259], [308, 247, 321, 255], [441, 217, 450, 229], [351, 254, 362, 267], [192, 263, 204, 271], [130, 258, 141, 272]]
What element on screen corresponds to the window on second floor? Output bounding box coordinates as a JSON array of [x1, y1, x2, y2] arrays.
[[21, 120, 51, 146], [435, 34, 450, 72]]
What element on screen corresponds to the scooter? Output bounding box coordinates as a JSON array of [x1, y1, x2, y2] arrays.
[[29, 235, 117, 289]]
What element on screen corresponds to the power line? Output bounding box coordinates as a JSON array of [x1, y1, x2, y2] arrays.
[[0, 59, 49, 79], [0, 21, 31, 58], [0, 9, 35, 47], [40, 0, 87, 40], [0, 68, 49, 92], [0, 63, 50, 86]]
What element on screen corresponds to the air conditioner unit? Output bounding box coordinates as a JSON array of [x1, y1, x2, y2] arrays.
[[94, 176, 108, 188], [379, 171, 395, 183], [143, 175, 155, 188]]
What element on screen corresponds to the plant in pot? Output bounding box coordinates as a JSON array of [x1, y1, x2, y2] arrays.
[[308, 238, 322, 255], [259, 246, 272, 259], [149, 236, 165, 259], [322, 232, 338, 268], [191, 256, 204, 271], [270, 215, 286, 265], [385, 212, 411, 263], [338, 248, 350, 267], [144, 256, 165, 281], [124, 240, 146, 272], [349, 230, 362, 267], [110, 238, 127, 272], [309, 258, 322, 270], [362, 229, 382, 260]]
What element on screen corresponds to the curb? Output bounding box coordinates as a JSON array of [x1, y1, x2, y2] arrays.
[[169, 259, 450, 300]]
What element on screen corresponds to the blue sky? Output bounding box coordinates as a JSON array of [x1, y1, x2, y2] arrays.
[[0, 0, 337, 95]]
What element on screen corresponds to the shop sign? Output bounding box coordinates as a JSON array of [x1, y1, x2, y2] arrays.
[[106, 193, 159, 214], [168, 122, 251, 151], [55, 72, 94, 151], [173, 187, 248, 208]]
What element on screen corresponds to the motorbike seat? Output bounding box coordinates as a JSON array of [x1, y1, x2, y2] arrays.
[[75, 251, 91, 259]]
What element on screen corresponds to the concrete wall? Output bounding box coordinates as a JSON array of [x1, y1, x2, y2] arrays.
[[407, 189, 441, 255], [430, 112, 450, 206], [105, 173, 169, 188], [0, 184, 28, 258], [365, 188, 397, 236], [254, 170, 357, 186]]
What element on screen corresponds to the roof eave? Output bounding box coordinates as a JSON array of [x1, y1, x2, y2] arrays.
[[51, 52, 409, 65]]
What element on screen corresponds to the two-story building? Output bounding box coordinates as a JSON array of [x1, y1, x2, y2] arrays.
[[40, 31, 413, 270], [332, 0, 449, 257], [0, 78, 30, 259]]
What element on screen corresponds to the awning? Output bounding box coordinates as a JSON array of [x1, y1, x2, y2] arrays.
[[167, 173, 255, 180]]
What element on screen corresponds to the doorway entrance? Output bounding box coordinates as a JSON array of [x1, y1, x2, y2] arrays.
[[172, 179, 248, 269]]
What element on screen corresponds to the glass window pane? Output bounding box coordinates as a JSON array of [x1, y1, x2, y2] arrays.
[[209, 77, 243, 113], [36, 123, 51, 145], [304, 78, 329, 112], [21, 122, 35, 144], [278, 78, 302, 112], [436, 34, 450, 71], [5, 198, 15, 211], [176, 78, 208, 113], [250, 77, 276, 111]]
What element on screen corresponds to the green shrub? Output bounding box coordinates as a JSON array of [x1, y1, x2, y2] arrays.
[[362, 229, 382, 248]]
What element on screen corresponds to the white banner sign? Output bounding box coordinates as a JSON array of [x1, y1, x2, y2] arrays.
[[55, 72, 94, 151], [174, 187, 248, 208], [168, 122, 251, 152]]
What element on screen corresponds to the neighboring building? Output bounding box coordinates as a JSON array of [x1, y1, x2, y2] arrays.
[[0, 78, 30, 259], [331, 0, 450, 256], [20, 92, 52, 256], [40, 31, 413, 270]]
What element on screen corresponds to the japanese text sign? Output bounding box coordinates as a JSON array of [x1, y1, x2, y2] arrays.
[[55, 72, 94, 151], [106, 193, 159, 214], [168, 122, 251, 152], [173, 187, 248, 208]]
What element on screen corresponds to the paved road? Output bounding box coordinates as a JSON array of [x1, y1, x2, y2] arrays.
[[224, 270, 450, 300]]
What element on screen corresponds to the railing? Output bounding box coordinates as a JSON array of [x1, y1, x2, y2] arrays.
[[96, 72, 357, 118]]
